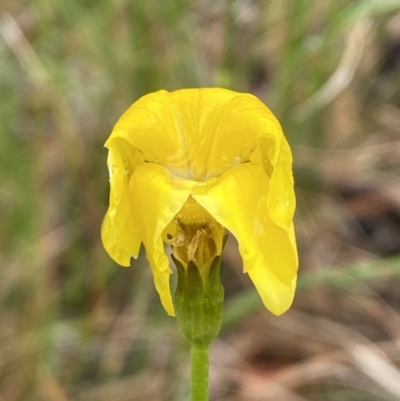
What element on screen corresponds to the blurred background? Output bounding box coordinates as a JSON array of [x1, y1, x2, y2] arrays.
[[2, 0, 400, 400]]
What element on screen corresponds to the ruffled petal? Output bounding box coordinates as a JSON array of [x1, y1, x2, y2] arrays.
[[249, 119, 295, 229], [264, 138, 295, 228], [129, 163, 196, 316], [192, 163, 298, 315], [108, 88, 286, 181], [101, 138, 144, 266]]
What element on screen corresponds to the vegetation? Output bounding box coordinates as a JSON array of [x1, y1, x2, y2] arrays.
[[2, 0, 400, 400]]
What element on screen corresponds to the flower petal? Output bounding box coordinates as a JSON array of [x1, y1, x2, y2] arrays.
[[264, 138, 295, 228], [192, 163, 298, 315], [101, 138, 143, 266], [248, 119, 295, 229], [129, 163, 196, 316], [108, 88, 287, 181]]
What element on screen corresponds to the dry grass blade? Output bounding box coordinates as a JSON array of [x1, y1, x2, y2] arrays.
[[266, 312, 400, 398], [293, 21, 369, 121], [0, 12, 52, 88], [349, 344, 400, 399]]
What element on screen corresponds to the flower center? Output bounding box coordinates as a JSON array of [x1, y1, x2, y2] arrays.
[[175, 196, 213, 226], [166, 196, 224, 275]]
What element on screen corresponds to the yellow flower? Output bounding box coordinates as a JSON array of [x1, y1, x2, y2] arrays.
[[101, 88, 298, 317]]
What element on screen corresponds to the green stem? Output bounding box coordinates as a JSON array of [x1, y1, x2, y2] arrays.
[[190, 346, 209, 401]]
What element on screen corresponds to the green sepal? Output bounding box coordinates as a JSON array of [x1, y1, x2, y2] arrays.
[[172, 254, 224, 349]]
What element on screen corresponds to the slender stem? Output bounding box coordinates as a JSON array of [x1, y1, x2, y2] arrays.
[[190, 346, 209, 401]]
